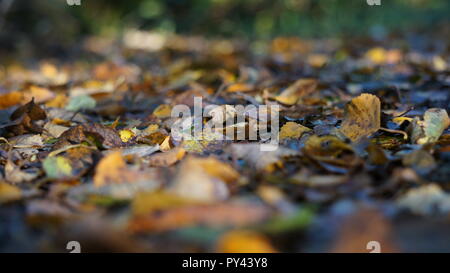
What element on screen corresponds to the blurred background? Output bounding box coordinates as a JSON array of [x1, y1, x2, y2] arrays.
[[0, 0, 449, 57]]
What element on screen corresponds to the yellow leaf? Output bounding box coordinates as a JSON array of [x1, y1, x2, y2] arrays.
[[153, 104, 172, 118], [45, 93, 68, 108], [132, 191, 198, 216], [144, 124, 159, 134], [119, 129, 135, 142], [0, 182, 22, 203], [366, 47, 386, 64], [43, 156, 73, 179], [279, 122, 311, 139], [40, 62, 58, 78], [160, 136, 172, 152], [216, 230, 277, 253], [24, 86, 55, 103], [0, 91, 23, 110], [225, 83, 253, 93], [339, 93, 381, 142], [93, 151, 127, 187]]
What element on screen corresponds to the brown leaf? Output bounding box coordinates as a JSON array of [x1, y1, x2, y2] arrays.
[[275, 78, 317, 105], [1, 98, 47, 136], [54, 123, 123, 150], [148, 147, 186, 167], [229, 143, 299, 172], [331, 208, 397, 253], [128, 202, 270, 233]]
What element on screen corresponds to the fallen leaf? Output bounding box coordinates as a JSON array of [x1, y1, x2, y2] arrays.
[[93, 151, 155, 188], [132, 191, 200, 216], [0, 91, 23, 109], [402, 149, 436, 175], [45, 94, 68, 108], [365, 47, 387, 64], [304, 135, 353, 157], [331, 208, 397, 253], [274, 78, 317, 105], [170, 156, 239, 202], [43, 156, 73, 179], [0, 182, 22, 203], [152, 104, 172, 119], [216, 230, 277, 253], [411, 108, 450, 144], [128, 202, 270, 233], [54, 123, 123, 150], [339, 93, 381, 142], [65, 95, 97, 112], [279, 122, 311, 140], [397, 184, 450, 215], [229, 143, 298, 172], [119, 145, 160, 157], [148, 147, 186, 167], [5, 159, 39, 184], [1, 98, 47, 136], [93, 151, 127, 187], [119, 129, 135, 142], [23, 86, 55, 103], [159, 136, 172, 152]]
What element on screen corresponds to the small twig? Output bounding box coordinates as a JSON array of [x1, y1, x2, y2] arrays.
[[380, 127, 408, 140]]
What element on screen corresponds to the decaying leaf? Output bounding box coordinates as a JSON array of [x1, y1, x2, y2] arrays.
[[410, 108, 450, 144], [54, 123, 123, 150], [43, 156, 74, 179], [339, 93, 381, 142], [5, 159, 39, 184], [1, 98, 47, 136]]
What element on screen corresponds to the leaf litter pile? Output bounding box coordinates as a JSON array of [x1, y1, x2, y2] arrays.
[[0, 33, 449, 252]]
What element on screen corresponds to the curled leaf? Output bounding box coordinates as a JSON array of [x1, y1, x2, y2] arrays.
[[411, 108, 450, 144]]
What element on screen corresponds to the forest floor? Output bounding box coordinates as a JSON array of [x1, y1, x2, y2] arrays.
[[0, 30, 449, 252]]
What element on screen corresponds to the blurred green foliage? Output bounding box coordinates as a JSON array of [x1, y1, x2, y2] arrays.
[[68, 0, 450, 38], [0, 0, 449, 48]]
